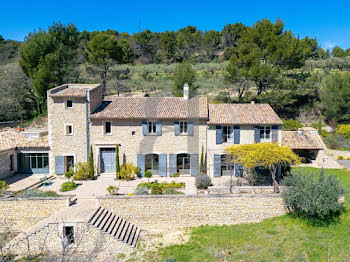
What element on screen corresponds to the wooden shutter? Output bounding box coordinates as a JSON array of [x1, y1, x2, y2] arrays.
[[174, 121, 180, 136], [235, 165, 243, 177], [254, 126, 260, 143], [169, 154, 177, 176], [159, 154, 167, 177], [156, 120, 162, 135], [188, 121, 193, 136], [142, 121, 147, 136], [190, 154, 199, 176], [216, 125, 223, 144], [272, 125, 278, 143], [213, 154, 221, 177], [234, 125, 240, 144], [137, 154, 145, 176], [55, 156, 65, 175]]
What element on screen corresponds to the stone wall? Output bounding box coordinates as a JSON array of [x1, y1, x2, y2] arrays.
[[98, 194, 286, 234], [0, 149, 17, 180], [208, 186, 276, 194], [0, 197, 68, 232]]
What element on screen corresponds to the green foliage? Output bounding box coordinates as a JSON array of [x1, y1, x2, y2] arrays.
[[60, 182, 78, 192], [16, 189, 60, 198], [172, 172, 180, 177], [116, 145, 120, 178], [151, 185, 163, 195], [172, 60, 195, 96], [107, 185, 119, 195], [137, 180, 185, 194], [338, 155, 344, 160], [163, 188, 184, 195], [117, 163, 138, 180], [332, 46, 347, 58], [323, 134, 350, 150], [199, 144, 204, 173], [318, 114, 323, 134], [336, 125, 350, 139], [65, 169, 74, 179], [88, 145, 94, 179], [144, 170, 153, 182], [281, 119, 303, 131], [73, 162, 90, 180], [134, 186, 149, 195], [0, 180, 9, 196], [282, 171, 345, 222], [195, 174, 212, 189]]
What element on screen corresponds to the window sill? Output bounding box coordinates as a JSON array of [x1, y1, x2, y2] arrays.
[[103, 133, 113, 136], [145, 133, 160, 136], [65, 134, 73, 136]]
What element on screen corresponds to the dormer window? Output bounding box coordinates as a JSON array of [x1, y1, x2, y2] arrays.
[[66, 100, 73, 108]]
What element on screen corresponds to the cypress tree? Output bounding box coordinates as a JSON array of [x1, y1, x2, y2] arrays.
[[116, 145, 120, 178], [200, 144, 204, 174], [88, 145, 94, 179]]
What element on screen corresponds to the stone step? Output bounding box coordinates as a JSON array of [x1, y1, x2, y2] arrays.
[[109, 216, 121, 235], [119, 221, 130, 241], [132, 227, 141, 248], [127, 226, 137, 246], [88, 207, 101, 224], [100, 211, 113, 231], [123, 224, 134, 243], [104, 214, 116, 233], [115, 219, 126, 239], [95, 209, 108, 227], [90, 207, 105, 226]]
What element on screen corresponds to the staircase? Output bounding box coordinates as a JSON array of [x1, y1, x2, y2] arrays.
[[88, 207, 140, 248]]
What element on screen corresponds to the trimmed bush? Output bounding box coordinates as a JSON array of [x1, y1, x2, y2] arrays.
[[73, 162, 90, 180], [15, 189, 60, 198], [151, 185, 163, 195], [117, 163, 138, 180], [172, 172, 180, 177], [60, 182, 78, 192], [0, 180, 9, 196], [107, 186, 119, 195], [134, 186, 149, 195], [338, 155, 344, 160], [195, 174, 212, 189], [41, 191, 60, 197], [144, 170, 152, 182], [282, 171, 345, 222], [65, 169, 74, 179], [282, 119, 303, 131], [336, 125, 350, 139], [137, 180, 185, 189]]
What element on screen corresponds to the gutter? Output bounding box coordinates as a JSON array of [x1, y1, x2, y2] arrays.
[[85, 89, 90, 161]]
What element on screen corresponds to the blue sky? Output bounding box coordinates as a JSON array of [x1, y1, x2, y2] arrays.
[[1, 0, 349, 49]]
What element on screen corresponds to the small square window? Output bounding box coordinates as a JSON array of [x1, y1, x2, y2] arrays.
[[66, 100, 73, 108], [105, 122, 111, 134], [65, 125, 73, 135], [63, 226, 74, 245]]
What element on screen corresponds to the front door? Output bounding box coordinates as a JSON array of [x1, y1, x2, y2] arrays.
[[66, 156, 74, 173], [100, 148, 116, 173]]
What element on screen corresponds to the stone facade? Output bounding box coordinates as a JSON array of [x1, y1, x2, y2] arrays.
[[98, 194, 286, 234], [0, 198, 68, 232], [0, 149, 17, 180]]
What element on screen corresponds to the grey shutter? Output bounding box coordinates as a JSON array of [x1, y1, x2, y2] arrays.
[[137, 154, 145, 176], [142, 121, 147, 136], [174, 121, 180, 136], [55, 156, 65, 175], [254, 126, 260, 143], [156, 120, 162, 135], [213, 154, 221, 177], [188, 121, 193, 136], [234, 125, 240, 144], [235, 165, 243, 177], [272, 125, 278, 143], [216, 125, 223, 144], [169, 154, 177, 176], [190, 154, 199, 176], [159, 154, 167, 177]]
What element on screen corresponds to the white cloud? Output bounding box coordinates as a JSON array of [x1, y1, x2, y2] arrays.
[[322, 41, 337, 50]]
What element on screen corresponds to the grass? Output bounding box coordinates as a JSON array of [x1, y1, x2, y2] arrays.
[[141, 167, 350, 262]]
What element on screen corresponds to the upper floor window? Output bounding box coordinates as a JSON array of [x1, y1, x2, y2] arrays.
[[260, 126, 271, 142], [223, 126, 234, 143], [104, 122, 111, 134], [65, 124, 73, 136], [179, 121, 188, 134], [148, 121, 156, 134], [66, 100, 73, 108]]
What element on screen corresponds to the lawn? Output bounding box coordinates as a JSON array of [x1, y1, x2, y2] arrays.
[[141, 167, 350, 262]]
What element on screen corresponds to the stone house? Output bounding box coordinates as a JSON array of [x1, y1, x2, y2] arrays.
[[47, 83, 285, 178]]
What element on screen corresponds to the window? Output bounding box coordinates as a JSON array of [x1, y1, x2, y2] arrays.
[[179, 121, 188, 134], [63, 226, 74, 245], [21, 153, 49, 169], [147, 121, 156, 134], [223, 126, 234, 143], [260, 126, 271, 142], [221, 155, 233, 176], [65, 124, 73, 136], [145, 154, 159, 171], [66, 100, 73, 108], [177, 153, 190, 173], [104, 122, 111, 134]]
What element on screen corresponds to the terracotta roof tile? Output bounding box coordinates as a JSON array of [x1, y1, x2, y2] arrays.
[[49, 84, 100, 98], [208, 103, 283, 125], [17, 136, 49, 150], [0, 130, 31, 153], [282, 131, 325, 150], [90, 97, 208, 119]]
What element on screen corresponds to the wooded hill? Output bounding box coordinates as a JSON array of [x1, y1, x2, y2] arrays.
[[1, 19, 350, 126]]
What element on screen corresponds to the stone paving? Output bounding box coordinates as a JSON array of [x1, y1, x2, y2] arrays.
[[7, 174, 49, 192]]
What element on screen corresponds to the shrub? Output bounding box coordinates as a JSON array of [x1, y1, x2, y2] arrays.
[[195, 174, 212, 189], [346, 156, 350, 160], [0, 180, 9, 196], [15, 189, 59, 198], [41, 191, 60, 197], [60, 182, 78, 192], [172, 172, 180, 177], [134, 186, 149, 195], [164, 188, 183, 195], [107, 186, 119, 195], [151, 185, 163, 195], [336, 124, 350, 139], [144, 170, 152, 182], [323, 134, 350, 150], [65, 169, 74, 179], [137, 181, 185, 190], [117, 163, 138, 180], [73, 162, 90, 180], [282, 171, 345, 222], [338, 155, 344, 160], [88, 145, 95, 179], [282, 119, 303, 131]]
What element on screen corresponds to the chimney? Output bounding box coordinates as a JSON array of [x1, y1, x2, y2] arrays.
[[183, 83, 189, 100], [251, 101, 255, 104]]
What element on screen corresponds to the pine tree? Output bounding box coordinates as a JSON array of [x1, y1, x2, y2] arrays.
[[116, 145, 120, 178], [88, 145, 94, 179]]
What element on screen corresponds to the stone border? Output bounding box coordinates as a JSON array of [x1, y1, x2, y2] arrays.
[[0, 195, 75, 206]]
